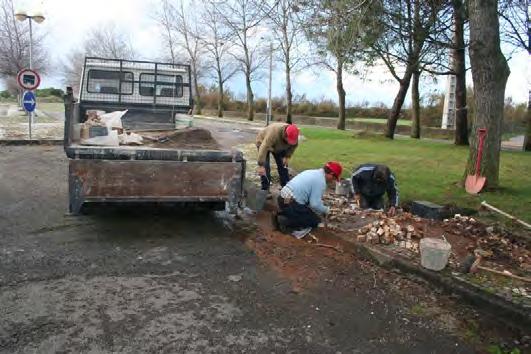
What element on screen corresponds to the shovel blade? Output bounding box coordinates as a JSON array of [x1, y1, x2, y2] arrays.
[[465, 175, 486, 194]]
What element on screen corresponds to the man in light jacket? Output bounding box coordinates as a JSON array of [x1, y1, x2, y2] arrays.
[[273, 161, 343, 234]]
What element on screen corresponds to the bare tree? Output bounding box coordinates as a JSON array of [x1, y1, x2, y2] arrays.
[[302, 0, 382, 130], [61, 23, 136, 95], [61, 48, 85, 94], [174, 0, 205, 114], [264, 0, 306, 123], [499, 0, 529, 52], [84, 23, 136, 60], [452, 0, 468, 145], [499, 0, 530, 151], [215, 0, 268, 121], [156, 0, 205, 114], [200, 1, 238, 117], [0, 0, 48, 87], [465, 0, 510, 187], [371, 0, 449, 139], [156, 0, 179, 64]]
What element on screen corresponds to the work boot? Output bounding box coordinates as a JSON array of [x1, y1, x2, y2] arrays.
[[277, 215, 291, 234]]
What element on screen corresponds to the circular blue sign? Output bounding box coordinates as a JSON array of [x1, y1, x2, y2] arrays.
[[22, 91, 36, 112]]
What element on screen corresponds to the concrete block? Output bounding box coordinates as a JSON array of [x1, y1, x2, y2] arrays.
[[411, 200, 444, 220]]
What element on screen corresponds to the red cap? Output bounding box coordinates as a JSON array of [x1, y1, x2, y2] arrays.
[[285, 124, 299, 145], [325, 161, 342, 181]]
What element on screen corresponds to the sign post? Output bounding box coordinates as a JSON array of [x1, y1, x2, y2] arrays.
[[17, 68, 40, 139]]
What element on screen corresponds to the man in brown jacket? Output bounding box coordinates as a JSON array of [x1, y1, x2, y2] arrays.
[[256, 123, 299, 191]]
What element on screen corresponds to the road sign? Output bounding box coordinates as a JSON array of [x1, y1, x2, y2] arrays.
[[17, 68, 41, 90], [22, 91, 36, 112]]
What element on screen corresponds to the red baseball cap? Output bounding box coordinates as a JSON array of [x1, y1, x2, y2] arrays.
[[325, 161, 343, 181], [285, 124, 299, 145]]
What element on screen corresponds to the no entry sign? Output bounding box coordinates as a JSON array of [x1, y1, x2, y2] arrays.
[[17, 68, 41, 91]]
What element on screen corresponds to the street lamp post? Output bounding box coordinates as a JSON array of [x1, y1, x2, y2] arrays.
[[267, 41, 272, 126], [260, 36, 274, 126], [14, 10, 45, 139]]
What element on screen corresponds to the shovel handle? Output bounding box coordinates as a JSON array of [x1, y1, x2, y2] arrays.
[[474, 128, 487, 177], [478, 265, 531, 283]]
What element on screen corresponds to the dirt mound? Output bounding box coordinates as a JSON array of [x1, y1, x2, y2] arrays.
[[143, 128, 220, 149]]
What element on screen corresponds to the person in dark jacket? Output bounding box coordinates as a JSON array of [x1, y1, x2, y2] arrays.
[[351, 164, 399, 216], [256, 123, 299, 191]]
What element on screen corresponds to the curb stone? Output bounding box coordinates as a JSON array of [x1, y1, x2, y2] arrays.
[[334, 235, 531, 330], [0, 139, 63, 146]]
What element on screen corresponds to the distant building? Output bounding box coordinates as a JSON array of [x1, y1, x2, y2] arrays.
[[441, 73, 456, 129]]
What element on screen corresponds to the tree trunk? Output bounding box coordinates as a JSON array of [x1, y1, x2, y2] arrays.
[[217, 82, 224, 118], [192, 66, 201, 115], [524, 91, 531, 151], [285, 59, 293, 124], [216, 63, 223, 118], [453, 0, 468, 145], [245, 71, 254, 121], [410, 69, 421, 139], [465, 0, 510, 187], [386, 69, 413, 139], [336, 60, 346, 130]]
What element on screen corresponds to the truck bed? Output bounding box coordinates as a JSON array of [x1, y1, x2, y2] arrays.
[[63, 90, 246, 215]]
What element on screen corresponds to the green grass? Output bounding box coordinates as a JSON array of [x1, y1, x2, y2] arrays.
[[37, 102, 64, 113], [348, 117, 412, 126], [292, 127, 531, 223], [0, 100, 63, 113], [409, 304, 427, 316]]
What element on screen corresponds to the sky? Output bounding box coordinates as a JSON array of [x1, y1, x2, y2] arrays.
[[7, 0, 530, 106]]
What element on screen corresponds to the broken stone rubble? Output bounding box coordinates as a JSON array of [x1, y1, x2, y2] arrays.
[[324, 193, 530, 273]]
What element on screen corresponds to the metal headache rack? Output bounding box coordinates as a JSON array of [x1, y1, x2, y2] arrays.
[[78, 57, 193, 130]]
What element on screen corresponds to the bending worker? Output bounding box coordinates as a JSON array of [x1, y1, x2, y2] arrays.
[[256, 123, 299, 191], [351, 163, 399, 216], [274, 161, 343, 234]]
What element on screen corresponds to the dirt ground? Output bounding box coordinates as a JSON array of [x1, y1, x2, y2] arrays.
[[242, 205, 529, 352], [141, 127, 221, 150]]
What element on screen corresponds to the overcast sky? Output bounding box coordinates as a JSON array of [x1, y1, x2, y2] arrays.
[[9, 0, 530, 106]]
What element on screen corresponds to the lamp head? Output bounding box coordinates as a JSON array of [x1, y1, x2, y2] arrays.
[[32, 12, 45, 23], [14, 10, 28, 21]]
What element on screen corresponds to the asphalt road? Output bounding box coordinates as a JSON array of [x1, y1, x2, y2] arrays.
[[0, 143, 512, 353]]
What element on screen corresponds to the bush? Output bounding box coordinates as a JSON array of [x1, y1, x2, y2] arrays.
[[0, 90, 12, 99], [36, 88, 64, 97]]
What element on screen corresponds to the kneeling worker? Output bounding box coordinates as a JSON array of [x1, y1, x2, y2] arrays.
[[274, 161, 343, 234], [351, 164, 399, 216], [256, 123, 300, 191]]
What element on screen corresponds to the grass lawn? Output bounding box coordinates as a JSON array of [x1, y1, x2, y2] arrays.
[[348, 117, 412, 126], [292, 127, 531, 223], [0, 100, 64, 113], [37, 101, 64, 113]]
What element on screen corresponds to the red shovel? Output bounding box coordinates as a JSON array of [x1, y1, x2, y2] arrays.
[[465, 128, 487, 194]]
